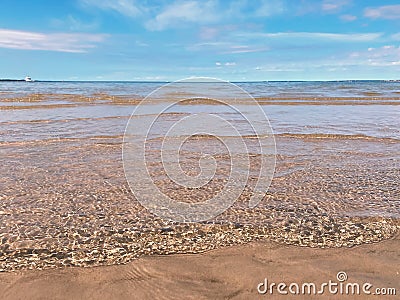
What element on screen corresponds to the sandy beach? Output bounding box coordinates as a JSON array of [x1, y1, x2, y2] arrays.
[[1, 85, 399, 299], [2, 0, 400, 298], [1, 232, 399, 299]]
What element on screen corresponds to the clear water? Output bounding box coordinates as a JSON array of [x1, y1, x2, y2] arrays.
[[0, 81, 399, 271], [1, 80, 399, 142]]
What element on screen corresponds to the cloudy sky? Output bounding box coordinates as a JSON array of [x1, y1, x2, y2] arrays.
[[1, 0, 400, 81]]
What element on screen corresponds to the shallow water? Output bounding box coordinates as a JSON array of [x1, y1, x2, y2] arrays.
[[0, 80, 399, 271], [1, 80, 399, 215], [1, 81, 399, 141]]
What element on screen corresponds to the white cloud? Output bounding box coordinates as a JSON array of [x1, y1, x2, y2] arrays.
[[51, 15, 98, 31], [0, 29, 106, 53], [145, 1, 218, 31], [80, 0, 142, 17], [215, 61, 236, 67], [187, 41, 230, 52], [188, 42, 269, 54], [364, 5, 400, 20], [322, 3, 338, 11], [135, 40, 149, 47], [340, 14, 357, 22], [254, 0, 285, 17], [237, 32, 382, 42], [225, 47, 269, 54], [199, 27, 219, 40], [78, 0, 287, 31], [322, 0, 350, 12], [348, 45, 400, 66], [391, 33, 400, 41], [225, 0, 285, 18], [252, 65, 304, 72]]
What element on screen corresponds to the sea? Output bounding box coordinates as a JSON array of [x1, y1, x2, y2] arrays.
[[0, 80, 399, 141], [0, 79, 399, 270]]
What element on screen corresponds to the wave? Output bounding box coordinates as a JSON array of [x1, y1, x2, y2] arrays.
[[255, 98, 400, 106], [0, 93, 143, 108], [276, 133, 400, 142], [3, 93, 400, 105], [0, 115, 131, 125], [0, 135, 124, 147]]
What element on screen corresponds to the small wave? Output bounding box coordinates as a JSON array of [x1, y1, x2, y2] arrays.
[[255, 96, 400, 106], [0, 93, 142, 106], [0, 103, 83, 110], [2, 93, 400, 108], [257, 100, 400, 106], [175, 98, 226, 105], [361, 91, 382, 96], [256, 96, 400, 101], [0, 115, 130, 125], [0, 135, 124, 147], [276, 133, 400, 142]]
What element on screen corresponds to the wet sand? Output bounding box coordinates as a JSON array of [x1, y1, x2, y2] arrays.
[[0, 232, 399, 300]]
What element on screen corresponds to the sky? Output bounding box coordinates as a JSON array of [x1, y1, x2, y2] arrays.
[[0, 0, 400, 81]]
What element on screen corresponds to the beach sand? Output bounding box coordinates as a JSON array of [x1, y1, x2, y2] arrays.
[[0, 233, 398, 300]]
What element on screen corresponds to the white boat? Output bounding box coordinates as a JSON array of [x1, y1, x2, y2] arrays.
[[25, 76, 33, 82]]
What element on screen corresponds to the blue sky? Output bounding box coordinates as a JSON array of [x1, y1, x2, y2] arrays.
[[1, 0, 400, 81]]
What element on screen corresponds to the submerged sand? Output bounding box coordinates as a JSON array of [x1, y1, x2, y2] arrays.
[[0, 233, 398, 299], [1, 135, 399, 271]]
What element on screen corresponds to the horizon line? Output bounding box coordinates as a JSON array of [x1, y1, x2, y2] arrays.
[[1, 79, 400, 83]]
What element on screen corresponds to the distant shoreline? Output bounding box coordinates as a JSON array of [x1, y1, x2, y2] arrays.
[[1, 79, 399, 83], [0, 79, 27, 82]]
